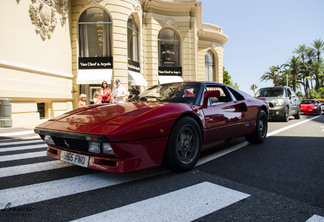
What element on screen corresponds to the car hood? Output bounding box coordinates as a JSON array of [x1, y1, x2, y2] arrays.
[[300, 104, 314, 108], [51, 102, 167, 124], [35, 102, 165, 135], [35, 101, 194, 140], [256, 97, 285, 102]]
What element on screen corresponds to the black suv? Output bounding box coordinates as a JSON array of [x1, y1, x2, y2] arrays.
[[255, 86, 300, 122]]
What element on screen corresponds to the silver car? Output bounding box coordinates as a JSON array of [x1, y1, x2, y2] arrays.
[[255, 86, 300, 122]]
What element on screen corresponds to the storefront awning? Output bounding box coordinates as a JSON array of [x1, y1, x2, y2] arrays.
[[77, 69, 112, 84], [128, 71, 148, 86], [158, 76, 184, 84]]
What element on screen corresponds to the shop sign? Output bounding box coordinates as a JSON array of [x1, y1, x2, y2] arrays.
[[79, 57, 113, 69], [128, 60, 140, 72], [158, 67, 182, 76]]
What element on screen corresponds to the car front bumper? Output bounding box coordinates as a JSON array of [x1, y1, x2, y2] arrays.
[[300, 109, 318, 115], [36, 128, 169, 173], [46, 135, 168, 173], [268, 107, 285, 119]]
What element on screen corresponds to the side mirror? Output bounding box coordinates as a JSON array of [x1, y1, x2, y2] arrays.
[[202, 90, 220, 108]]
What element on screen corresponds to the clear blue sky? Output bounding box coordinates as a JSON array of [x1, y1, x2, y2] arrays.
[[202, 0, 324, 95]]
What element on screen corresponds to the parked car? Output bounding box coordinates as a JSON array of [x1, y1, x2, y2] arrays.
[[255, 86, 300, 122], [319, 100, 324, 114], [35, 82, 269, 173], [300, 99, 322, 115]]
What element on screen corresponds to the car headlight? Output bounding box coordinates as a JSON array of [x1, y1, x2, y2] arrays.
[[44, 135, 55, 145], [88, 142, 101, 154], [102, 143, 115, 155], [274, 99, 284, 106]]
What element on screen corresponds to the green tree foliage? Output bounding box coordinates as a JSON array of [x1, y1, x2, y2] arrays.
[[261, 39, 324, 99], [250, 84, 258, 95], [223, 67, 239, 88], [260, 66, 280, 86]]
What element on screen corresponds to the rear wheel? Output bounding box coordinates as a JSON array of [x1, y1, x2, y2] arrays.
[[245, 109, 268, 144], [163, 117, 201, 172]]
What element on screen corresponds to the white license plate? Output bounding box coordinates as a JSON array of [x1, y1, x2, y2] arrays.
[[60, 150, 89, 168]]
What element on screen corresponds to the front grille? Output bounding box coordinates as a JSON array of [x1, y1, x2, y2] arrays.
[[52, 136, 88, 152]]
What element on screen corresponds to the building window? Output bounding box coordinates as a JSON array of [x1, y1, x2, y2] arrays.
[[205, 50, 215, 81], [79, 8, 112, 57], [37, 103, 45, 119], [158, 28, 181, 67], [128, 16, 139, 64]]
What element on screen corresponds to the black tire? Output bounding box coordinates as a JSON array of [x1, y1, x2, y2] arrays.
[[294, 108, 300, 119], [163, 117, 201, 172], [281, 106, 289, 122], [245, 109, 268, 144]]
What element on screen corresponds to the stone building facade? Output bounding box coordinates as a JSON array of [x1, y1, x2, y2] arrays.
[[0, 0, 228, 128]]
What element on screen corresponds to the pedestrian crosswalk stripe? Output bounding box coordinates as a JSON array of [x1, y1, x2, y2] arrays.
[[306, 215, 324, 222], [0, 168, 167, 207], [73, 182, 250, 222], [0, 139, 43, 147], [0, 130, 35, 137], [0, 160, 72, 178], [0, 144, 47, 152], [0, 151, 46, 162]]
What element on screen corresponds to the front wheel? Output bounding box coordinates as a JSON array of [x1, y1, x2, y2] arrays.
[[294, 107, 300, 119], [281, 107, 289, 122], [245, 109, 268, 144], [163, 117, 201, 172]]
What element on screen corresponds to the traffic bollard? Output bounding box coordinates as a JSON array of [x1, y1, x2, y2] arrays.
[[0, 98, 12, 127]]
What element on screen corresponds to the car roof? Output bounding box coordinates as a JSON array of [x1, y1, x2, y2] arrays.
[[259, 86, 288, 89]]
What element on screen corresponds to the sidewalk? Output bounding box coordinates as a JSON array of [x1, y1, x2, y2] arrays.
[[0, 127, 40, 141]]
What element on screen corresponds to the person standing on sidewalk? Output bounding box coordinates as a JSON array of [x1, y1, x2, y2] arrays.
[[100, 81, 111, 104], [78, 94, 87, 107], [111, 79, 127, 103], [93, 91, 102, 104]]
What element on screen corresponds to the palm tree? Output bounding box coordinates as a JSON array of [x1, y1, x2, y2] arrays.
[[298, 47, 316, 95], [294, 44, 307, 63], [280, 67, 293, 88], [295, 45, 312, 96], [312, 39, 324, 61], [260, 66, 280, 86], [250, 84, 258, 95], [311, 59, 324, 90], [305, 47, 316, 64], [288, 56, 300, 91]]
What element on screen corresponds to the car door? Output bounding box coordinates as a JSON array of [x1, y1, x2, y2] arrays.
[[287, 88, 298, 114], [202, 85, 247, 150]]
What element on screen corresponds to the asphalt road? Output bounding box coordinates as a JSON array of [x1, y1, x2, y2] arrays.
[[0, 115, 323, 221]]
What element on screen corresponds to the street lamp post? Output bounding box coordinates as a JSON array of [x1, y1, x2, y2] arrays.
[[275, 65, 288, 87]]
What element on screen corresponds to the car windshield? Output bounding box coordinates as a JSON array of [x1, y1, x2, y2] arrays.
[[301, 100, 315, 104], [255, 88, 285, 98], [129, 82, 201, 105]]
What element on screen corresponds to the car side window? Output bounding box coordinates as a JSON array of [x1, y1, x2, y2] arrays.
[[228, 88, 245, 101], [205, 86, 233, 106], [287, 89, 292, 98]]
